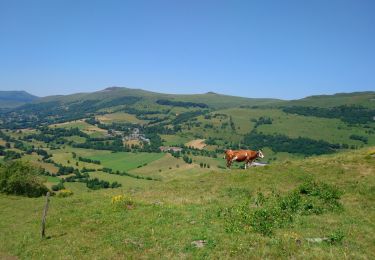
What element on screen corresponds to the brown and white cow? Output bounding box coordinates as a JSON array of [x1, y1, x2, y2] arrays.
[[224, 149, 264, 169]]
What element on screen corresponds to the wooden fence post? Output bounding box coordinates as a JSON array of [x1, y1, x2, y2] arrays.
[[41, 191, 50, 239]]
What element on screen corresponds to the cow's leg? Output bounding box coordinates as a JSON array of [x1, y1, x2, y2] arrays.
[[226, 159, 231, 168], [245, 159, 252, 169]]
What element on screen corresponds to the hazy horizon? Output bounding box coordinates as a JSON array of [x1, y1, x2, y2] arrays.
[[1, 86, 374, 101]]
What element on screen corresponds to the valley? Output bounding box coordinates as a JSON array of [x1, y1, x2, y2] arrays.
[[0, 88, 374, 259]]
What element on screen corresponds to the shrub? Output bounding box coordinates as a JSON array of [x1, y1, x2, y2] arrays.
[[0, 161, 49, 197], [57, 189, 73, 197], [51, 181, 65, 191], [327, 229, 345, 244], [111, 194, 135, 209], [221, 179, 343, 236]]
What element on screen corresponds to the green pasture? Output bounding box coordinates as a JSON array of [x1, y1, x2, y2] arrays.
[[50, 120, 89, 130], [0, 148, 374, 259], [87, 152, 164, 172], [258, 113, 375, 145], [96, 112, 146, 125], [89, 171, 152, 188], [160, 134, 193, 146], [129, 153, 204, 180]]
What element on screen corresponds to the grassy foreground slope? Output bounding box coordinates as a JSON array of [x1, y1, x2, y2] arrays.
[[0, 148, 374, 259]]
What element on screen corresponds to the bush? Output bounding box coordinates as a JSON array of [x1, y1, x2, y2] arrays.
[[57, 189, 73, 197], [221, 179, 343, 235], [111, 194, 135, 209], [328, 229, 345, 244], [0, 161, 49, 197], [51, 181, 65, 191]]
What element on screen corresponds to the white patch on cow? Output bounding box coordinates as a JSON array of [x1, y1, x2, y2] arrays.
[[232, 156, 238, 162], [258, 150, 264, 158]]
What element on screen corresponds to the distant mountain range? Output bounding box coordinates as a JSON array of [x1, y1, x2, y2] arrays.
[[0, 91, 39, 108], [1, 87, 374, 110]]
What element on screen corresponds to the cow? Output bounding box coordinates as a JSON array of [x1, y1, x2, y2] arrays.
[[224, 149, 264, 169]]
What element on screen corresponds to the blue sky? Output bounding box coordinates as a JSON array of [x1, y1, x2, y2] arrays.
[[0, 0, 374, 99]]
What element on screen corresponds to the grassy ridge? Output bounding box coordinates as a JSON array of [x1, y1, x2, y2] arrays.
[[0, 148, 374, 259]]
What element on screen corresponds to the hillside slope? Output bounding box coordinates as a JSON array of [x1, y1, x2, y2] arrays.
[[31, 86, 283, 109], [285, 91, 375, 108], [0, 90, 38, 108], [0, 147, 374, 259]]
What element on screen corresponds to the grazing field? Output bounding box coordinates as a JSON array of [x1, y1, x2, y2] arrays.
[[22, 154, 59, 174], [188, 107, 375, 148], [258, 114, 375, 145], [161, 134, 193, 146], [87, 152, 164, 172], [50, 120, 107, 137], [96, 112, 146, 125], [129, 153, 201, 180], [89, 171, 152, 188], [1, 88, 375, 258], [0, 148, 374, 259], [185, 139, 206, 150]]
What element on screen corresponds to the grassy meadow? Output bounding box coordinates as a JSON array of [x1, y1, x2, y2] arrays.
[[0, 148, 374, 259]]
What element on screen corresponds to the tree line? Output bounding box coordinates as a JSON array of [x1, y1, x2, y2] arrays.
[[243, 131, 343, 156], [283, 105, 375, 124], [156, 99, 208, 108]]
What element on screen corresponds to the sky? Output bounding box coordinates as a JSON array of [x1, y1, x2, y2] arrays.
[[0, 0, 374, 100]]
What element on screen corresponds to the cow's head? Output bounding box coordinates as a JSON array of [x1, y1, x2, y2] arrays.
[[224, 149, 233, 159], [257, 150, 264, 159]]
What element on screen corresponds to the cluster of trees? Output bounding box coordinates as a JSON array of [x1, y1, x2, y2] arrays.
[[229, 116, 236, 131], [204, 113, 228, 120], [283, 105, 375, 124], [102, 167, 158, 181], [24, 127, 89, 144], [169, 146, 218, 160], [3, 150, 22, 160], [78, 156, 101, 164], [74, 137, 127, 152], [51, 181, 65, 191], [182, 155, 193, 164], [199, 162, 210, 168], [349, 134, 368, 144], [251, 116, 273, 128], [172, 110, 208, 125], [56, 165, 77, 176], [156, 99, 208, 108], [0, 96, 142, 129], [86, 178, 121, 190], [243, 131, 340, 156], [0, 161, 49, 197], [61, 170, 122, 190]]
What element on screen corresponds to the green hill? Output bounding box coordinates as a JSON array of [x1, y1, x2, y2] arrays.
[[285, 91, 375, 108], [0, 147, 374, 259], [0, 87, 374, 258], [31, 86, 283, 109], [0, 90, 38, 108], [1, 87, 374, 160]]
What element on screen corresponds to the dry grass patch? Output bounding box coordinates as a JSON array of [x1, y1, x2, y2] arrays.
[[96, 112, 145, 125], [185, 139, 206, 150]]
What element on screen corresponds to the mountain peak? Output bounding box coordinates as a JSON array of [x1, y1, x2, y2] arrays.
[[102, 86, 123, 91]]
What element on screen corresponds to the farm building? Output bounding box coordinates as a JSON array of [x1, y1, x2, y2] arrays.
[[159, 146, 183, 153]]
